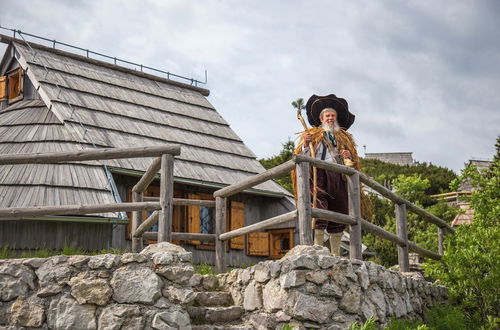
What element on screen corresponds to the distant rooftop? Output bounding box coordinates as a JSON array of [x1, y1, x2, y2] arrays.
[[364, 152, 414, 166]]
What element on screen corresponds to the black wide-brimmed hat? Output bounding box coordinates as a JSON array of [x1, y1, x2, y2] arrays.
[[305, 94, 355, 129]]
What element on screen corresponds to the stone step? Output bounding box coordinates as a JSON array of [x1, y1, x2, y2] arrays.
[[194, 291, 233, 307], [192, 325, 253, 330], [187, 306, 244, 325]]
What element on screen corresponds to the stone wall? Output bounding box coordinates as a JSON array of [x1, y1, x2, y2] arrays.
[[219, 245, 448, 329], [0, 243, 448, 329]]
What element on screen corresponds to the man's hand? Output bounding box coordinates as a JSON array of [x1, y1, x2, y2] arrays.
[[303, 133, 313, 144], [340, 149, 351, 159]]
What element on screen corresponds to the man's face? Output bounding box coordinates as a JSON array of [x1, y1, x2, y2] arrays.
[[320, 110, 337, 127]]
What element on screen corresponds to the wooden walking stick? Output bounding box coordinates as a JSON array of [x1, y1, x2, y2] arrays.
[[292, 98, 318, 231]]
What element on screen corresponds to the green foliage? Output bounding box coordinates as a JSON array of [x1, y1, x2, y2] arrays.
[[424, 148, 500, 326], [259, 139, 295, 192], [194, 263, 215, 275], [348, 316, 378, 330], [0, 245, 9, 259], [281, 324, 295, 330], [424, 305, 468, 330]]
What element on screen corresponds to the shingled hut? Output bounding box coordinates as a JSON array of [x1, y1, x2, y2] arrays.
[[0, 33, 295, 266]]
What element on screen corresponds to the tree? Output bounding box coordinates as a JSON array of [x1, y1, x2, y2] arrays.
[[259, 139, 295, 192], [424, 139, 500, 326]]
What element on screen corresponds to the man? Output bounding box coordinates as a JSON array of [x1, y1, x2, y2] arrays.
[[293, 94, 360, 256]]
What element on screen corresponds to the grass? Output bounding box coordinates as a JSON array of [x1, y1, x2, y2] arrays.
[[0, 245, 129, 259], [194, 263, 216, 275]]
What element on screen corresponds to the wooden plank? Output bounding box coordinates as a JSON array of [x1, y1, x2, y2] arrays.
[[347, 173, 362, 260], [215, 196, 227, 273], [133, 210, 158, 238], [293, 154, 357, 175], [310, 208, 357, 226], [131, 192, 144, 252], [229, 201, 245, 249], [219, 210, 297, 241], [213, 160, 295, 197], [0, 145, 181, 165], [143, 232, 216, 241], [132, 157, 162, 193], [158, 154, 174, 242], [247, 232, 270, 256], [395, 203, 410, 272], [0, 202, 160, 218], [296, 161, 312, 245], [360, 219, 406, 246]]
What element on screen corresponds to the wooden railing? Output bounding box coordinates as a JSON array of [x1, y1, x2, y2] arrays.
[[212, 155, 455, 273], [0, 147, 455, 274]]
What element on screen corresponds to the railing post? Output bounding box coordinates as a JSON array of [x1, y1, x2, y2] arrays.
[[296, 161, 312, 245], [438, 227, 444, 255], [158, 154, 174, 242], [347, 172, 362, 260], [395, 203, 410, 272], [131, 191, 144, 253], [215, 196, 227, 273]]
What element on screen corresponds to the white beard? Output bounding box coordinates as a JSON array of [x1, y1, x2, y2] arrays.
[[322, 122, 341, 133]]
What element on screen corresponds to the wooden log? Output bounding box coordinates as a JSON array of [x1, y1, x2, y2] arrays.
[[395, 203, 410, 272], [358, 172, 454, 234], [131, 192, 144, 252], [219, 210, 297, 241], [0, 145, 181, 165], [296, 161, 312, 245], [215, 197, 227, 273], [143, 197, 216, 207], [294, 154, 357, 175], [438, 227, 444, 255], [407, 241, 441, 260], [360, 219, 406, 246], [132, 157, 162, 193], [143, 232, 216, 242], [213, 160, 295, 198], [310, 208, 357, 226], [347, 173, 362, 260], [133, 210, 159, 238], [158, 154, 174, 242], [0, 202, 160, 218]]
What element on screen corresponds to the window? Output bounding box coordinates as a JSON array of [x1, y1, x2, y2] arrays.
[[269, 228, 294, 259], [5, 67, 24, 103]]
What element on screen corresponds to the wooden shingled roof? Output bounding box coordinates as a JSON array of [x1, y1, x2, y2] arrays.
[[0, 37, 290, 217]]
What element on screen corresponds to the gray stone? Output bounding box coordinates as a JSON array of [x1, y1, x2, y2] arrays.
[[35, 260, 72, 297], [367, 262, 380, 284], [320, 282, 343, 297], [262, 279, 287, 313], [10, 296, 45, 328], [154, 297, 172, 308], [153, 309, 191, 330], [243, 280, 262, 311], [51, 255, 69, 264], [67, 255, 90, 267], [280, 270, 306, 288], [360, 299, 377, 322], [229, 285, 244, 306], [98, 304, 143, 330], [152, 252, 175, 265], [0, 263, 35, 301], [291, 292, 336, 323], [156, 264, 194, 284], [202, 274, 218, 290], [239, 268, 252, 285], [275, 310, 292, 322], [269, 260, 281, 278], [248, 312, 277, 330], [302, 282, 319, 294], [69, 273, 112, 305], [163, 286, 195, 304], [140, 242, 192, 263], [283, 255, 317, 271], [111, 265, 162, 304], [254, 264, 270, 283], [356, 263, 369, 290], [367, 284, 386, 321], [21, 258, 47, 269], [306, 270, 328, 284], [47, 293, 96, 330], [340, 287, 361, 314], [188, 273, 202, 288], [88, 254, 120, 269], [121, 253, 147, 264], [317, 254, 339, 269], [194, 292, 232, 307]]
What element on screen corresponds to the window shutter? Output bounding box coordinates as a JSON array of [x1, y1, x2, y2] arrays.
[[246, 232, 269, 256], [187, 193, 201, 245], [229, 201, 245, 249], [269, 229, 294, 259], [8, 68, 23, 102], [0, 76, 6, 101]]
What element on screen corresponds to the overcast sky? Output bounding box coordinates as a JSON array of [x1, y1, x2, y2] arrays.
[[1, 0, 499, 173]]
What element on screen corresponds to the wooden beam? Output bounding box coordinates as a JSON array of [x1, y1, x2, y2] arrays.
[[294, 154, 357, 175], [395, 203, 410, 272], [310, 208, 357, 225], [407, 241, 441, 260], [0, 202, 160, 218], [0, 145, 181, 165], [347, 173, 362, 260], [143, 232, 216, 242], [131, 192, 144, 252], [133, 210, 159, 238], [296, 161, 312, 245], [360, 219, 406, 246], [132, 157, 162, 193], [143, 197, 216, 207], [213, 160, 295, 198], [219, 210, 297, 241], [158, 154, 174, 242], [215, 197, 227, 273]]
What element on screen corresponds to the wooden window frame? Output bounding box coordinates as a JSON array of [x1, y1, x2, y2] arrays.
[[0, 75, 6, 101], [7, 67, 24, 103], [268, 228, 294, 259]]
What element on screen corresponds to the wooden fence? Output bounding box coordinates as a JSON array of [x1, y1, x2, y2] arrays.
[[0, 147, 455, 274]]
